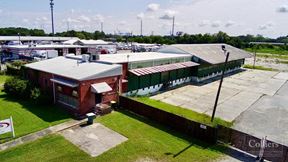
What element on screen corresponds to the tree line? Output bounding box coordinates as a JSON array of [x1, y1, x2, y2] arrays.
[[0, 27, 288, 49]]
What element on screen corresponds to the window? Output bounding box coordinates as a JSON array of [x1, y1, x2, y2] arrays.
[[57, 86, 62, 92], [72, 90, 78, 97], [57, 93, 79, 109]]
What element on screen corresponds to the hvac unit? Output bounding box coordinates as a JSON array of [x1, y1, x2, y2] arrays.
[[90, 54, 100, 62], [82, 54, 90, 62]]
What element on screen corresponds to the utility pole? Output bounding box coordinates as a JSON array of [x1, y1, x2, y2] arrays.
[[67, 21, 70, 32], [211, 45, 230, 122], [50, 0, 55, 35], [17, 33, 21, 45], [101, 22, 103, 32], [253, 45, 257, 68], [171, 16, 175, 37], [140, 19, 143, 36]]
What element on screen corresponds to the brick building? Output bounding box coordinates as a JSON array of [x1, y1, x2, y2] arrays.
[[25, 55, 122, 116]]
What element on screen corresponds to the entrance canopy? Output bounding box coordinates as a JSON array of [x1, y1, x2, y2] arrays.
[[91, 82, 112, 93], [50, 78, 79, 88], [129, 61, 199, 76]]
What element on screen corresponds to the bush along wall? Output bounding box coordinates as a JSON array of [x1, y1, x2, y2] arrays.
[[3, 76, 53, 105]]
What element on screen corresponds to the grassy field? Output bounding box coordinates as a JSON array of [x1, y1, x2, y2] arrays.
[[245, 48, 288, 55], [0, 110, 227, 162], [133, 97, 232, 127], [0, 75, 71, 142], [256, 53, 288, 60], [243, 64, 277, 71]]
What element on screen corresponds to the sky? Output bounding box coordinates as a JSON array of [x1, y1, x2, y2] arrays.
[[0, 0, 287, 38]]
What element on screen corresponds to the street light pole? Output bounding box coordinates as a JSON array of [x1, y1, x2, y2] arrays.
[[17, 33, 21, 45], [140, 19, 143, 36], [50, 0, 55, 35], [211, 45, 230, 122], [171, 16, 175, 37]]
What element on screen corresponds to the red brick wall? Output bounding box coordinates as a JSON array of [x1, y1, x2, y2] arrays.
[[78, 75, 121, 115], [120, 63, 128, 92], [27, 69, 121, 116], [27, 69, 53, 92]]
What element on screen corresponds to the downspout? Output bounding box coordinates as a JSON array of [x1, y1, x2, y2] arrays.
[[52, 74, 56, 104]]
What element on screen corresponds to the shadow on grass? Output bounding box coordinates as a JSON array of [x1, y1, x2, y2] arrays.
[[0, 92, 71, 123], [116, 110, 226, 155], [116, 109, 255, 161]]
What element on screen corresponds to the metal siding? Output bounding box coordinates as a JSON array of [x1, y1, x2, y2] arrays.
[[161, 72, 169, 83], [169, 70, 177, 80], [128, 74, 139, 91], [151, 73, 161, 85], [139, 75, 151, 89]]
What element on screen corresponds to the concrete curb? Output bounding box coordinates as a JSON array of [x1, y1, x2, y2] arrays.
[[0, 119, 87, 151]]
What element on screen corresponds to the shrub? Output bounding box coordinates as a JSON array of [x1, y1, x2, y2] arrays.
[[30, 87, 41, 100], [3, 77, 29, 98], [11, 60, 27, 68], [30, 87, 53, 105]]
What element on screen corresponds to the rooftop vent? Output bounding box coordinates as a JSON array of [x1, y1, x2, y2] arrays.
[[82, 54, 90, 62], [90, 54, 100, 62]]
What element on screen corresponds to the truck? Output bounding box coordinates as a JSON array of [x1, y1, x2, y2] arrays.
[[31, 50, 58, 60]]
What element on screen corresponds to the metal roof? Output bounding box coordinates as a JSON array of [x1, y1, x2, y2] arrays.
[[25, 56, 122, 81], [0, 36, 78, 41], [2, 44, 86, 49], [63, 39, 110, 45], [99, 52, 192, 64], [129, 61, 199, 76], [160, 44, 252, 65], [91, 82, 112, 93]]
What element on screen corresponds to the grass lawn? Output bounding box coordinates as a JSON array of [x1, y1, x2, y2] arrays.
[[0, 90, 71, 143], [0, 75, 10, 85], [243, 64, 277, 71], [0, 110, 227, 162], [133, 97, 232, 128], [256, 53, 288, 60], [245, 48, 288, 55]]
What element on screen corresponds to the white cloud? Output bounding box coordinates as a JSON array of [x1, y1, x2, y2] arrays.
[[147, 3, 160, 12], [66, 17, 80, 23], [78, 15, 91, 23], [211, 21, 221, 28], [137, 12, 145, 19], [94, 14, 104, 22], [258, 22, 275, 30], [277, 5, 288, 13], [22, 19, 29, 23], [199, 20, 210, 27], [41, 17, 48, 21], [119, 21, 127, 26], [160, 10, 176, 20], [225, 21, 235, 27]]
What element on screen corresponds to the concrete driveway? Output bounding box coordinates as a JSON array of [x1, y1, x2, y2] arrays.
[[61, 123, 128, 157], [151, 69, 288, 146]]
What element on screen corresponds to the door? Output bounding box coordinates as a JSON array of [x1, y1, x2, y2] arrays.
[[95, 93, 102, 104]]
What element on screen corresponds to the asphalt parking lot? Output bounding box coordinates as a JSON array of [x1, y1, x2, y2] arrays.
[[151, 69, 288, 146]]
